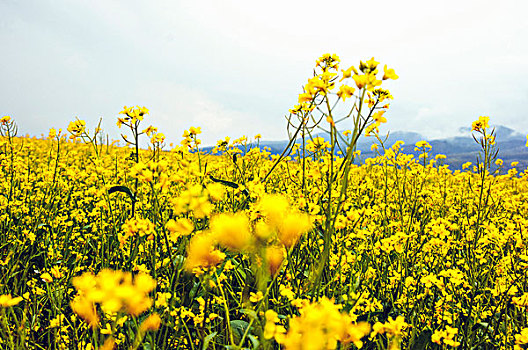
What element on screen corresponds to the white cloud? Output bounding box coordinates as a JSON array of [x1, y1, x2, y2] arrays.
[[131, 82, 283, 146], [1, 0, 528, 142]]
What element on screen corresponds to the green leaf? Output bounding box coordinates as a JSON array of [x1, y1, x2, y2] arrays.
[[230, 320, 250, 344], [209, 175, 239, 189], [202, 331, 217, 350], [247, 334, 260, 350], [108, 185, 136, 202], [409, 329, 432, 350], [239, 309, 258, 321]]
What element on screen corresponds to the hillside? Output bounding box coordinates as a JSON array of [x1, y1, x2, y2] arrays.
[[205, 125, 528, 171]]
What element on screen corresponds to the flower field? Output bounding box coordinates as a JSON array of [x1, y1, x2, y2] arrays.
[[2, 54, 528, 349]]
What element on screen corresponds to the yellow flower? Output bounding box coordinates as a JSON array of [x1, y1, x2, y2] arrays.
[[100, 337, 115, 350], [316, 53, 340, 71], [359, 57, 379, 73], [142, 125, 158, 136], [371, 316, 408, 337], [116, 117, 127, 128], [50, 266, 63, 279], [48, 314, 65, 329], [345, 322, 372, 349], [140, 313, 162, 332], [155, 292, 172, 308], [515, 327, 528, 350], [414, 140, 431, 150], [67, 119, 86, 139], [71, 269, 156, 322], [382, 65, 399, 80], [70, 296, 99, 328], [210, 212, 252, 251], [365, 73, 382, 90], [471, 116, 490, 131], [431, 326, 460, 347], [337, 85, 355, 101], [340, 66, 357, 82], [266, 245, 285, 275], [258, 195, 290, 228], [298, 92, 312, 103], [264, 310, 286, 341], [100, 323, 113, 335], [277, 212, 311, 248], [165, 218, 194, 239], [0, 294, 23, 308], [120, 217, 155, 246], [189, 126, 202, 135], [118, 106, 149, 124], [255, 221, 273, 240], [206, 183, 225, 202], [249, 291, 264, 303], [151, 132, 165, 144], [185, 233, 225, 270], [41, 272, 53, 283], [372, 110, 387, 124], [278, 298, 370, 349], [353, 74, 368, 90], [306, 137, 330, 152]]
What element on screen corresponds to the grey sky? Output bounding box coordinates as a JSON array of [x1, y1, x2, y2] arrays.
[[1, 0, 527, 146]]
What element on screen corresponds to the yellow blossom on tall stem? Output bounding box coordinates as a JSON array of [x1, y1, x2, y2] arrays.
[[67, 119, 86, 139], [471, 116, 490, 131]]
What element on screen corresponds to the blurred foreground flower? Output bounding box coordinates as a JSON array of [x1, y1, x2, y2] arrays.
[[70, 269, 156, 328], [0, 294, 23, 308]]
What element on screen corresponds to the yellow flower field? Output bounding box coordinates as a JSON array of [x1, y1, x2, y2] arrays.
[[1, 54, 528, 349]]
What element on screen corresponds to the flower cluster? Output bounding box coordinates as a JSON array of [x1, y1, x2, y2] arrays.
[[266, 298, 371, 349], [70, 269, 156, 327]]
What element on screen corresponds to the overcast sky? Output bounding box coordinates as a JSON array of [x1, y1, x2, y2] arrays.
[[1, 0, 527, 145]]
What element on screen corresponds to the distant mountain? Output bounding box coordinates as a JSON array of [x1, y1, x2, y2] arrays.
[[203, 125, 528, 171]]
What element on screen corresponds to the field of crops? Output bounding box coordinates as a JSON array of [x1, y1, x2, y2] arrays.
[[2, 54, 528, 349]]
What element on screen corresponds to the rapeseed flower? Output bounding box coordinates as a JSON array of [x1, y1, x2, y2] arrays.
[[71, 269, 156, 326], [471, 116, 490, 131], [185, 233, 225, 271], [210, 212, 252, 251], [140, 313, 161, 332], [382, 65, 399, 80], [0, 294, 23, 307], [278, 298, 370, 349]]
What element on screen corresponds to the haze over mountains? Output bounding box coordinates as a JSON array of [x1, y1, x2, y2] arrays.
[[354, 125, 528, 171], [208, 125, 528, 172]]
